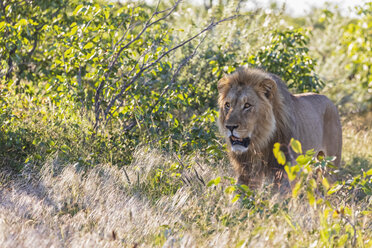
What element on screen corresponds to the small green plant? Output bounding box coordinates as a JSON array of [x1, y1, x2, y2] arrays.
[[275, 139, 371, 247]]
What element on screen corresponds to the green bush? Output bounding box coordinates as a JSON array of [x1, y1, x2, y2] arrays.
[[248, 29, 324, 92], [341, 3, 372, 107], [0, 0, 368, 169]]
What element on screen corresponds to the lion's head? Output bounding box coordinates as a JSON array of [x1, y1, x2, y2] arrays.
[[217, 68, 279, 154]]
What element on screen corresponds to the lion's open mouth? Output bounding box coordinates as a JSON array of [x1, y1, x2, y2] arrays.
[[230, 135, 250, 147]]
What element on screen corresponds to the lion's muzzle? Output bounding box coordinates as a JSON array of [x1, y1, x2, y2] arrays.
[[230, 135, 250, 148]]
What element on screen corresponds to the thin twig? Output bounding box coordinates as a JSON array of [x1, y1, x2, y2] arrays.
[[343, 216, 357, 247], [106, 31, 208, 126], [93, 0, 181, 129], [122, 167, 131, 185], [193, 167, 205, 186], [174, 153, 186, 169], [111, 6, 136, 53], [103, 14, 239, 121], [195, 159, 205, 172]]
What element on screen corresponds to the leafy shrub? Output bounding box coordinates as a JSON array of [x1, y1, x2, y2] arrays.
[[0, 0, 365, 171], [248, 29, 324, 92], [341, 3, 372, 107]]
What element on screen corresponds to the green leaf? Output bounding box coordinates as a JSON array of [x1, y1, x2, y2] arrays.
[[296, 155, 311, 165], [83, 42, 94, 50], [327, 184, 343, 195], [177, 93, 184, 100], [73, 5, 84, 15], [290, 138, 302, 154], [68, 26, 78, 36], [61, 144, 71, 153], [18, 19, 28, 26], [235, 240, 245, 248], [240, 184, 250, 192], [214, 176, 221, 185], [232, 194, 241, 203], [225, 186, 235, 194], [273, 143, 280, 156], [273, 143, 286, 165], [64, 47, 73, 58], [292, 181, 302, 197], [0, 21, 5, 30], [207, 180, 214, 187], [284, 165, 298, 181], [337, 234, 348, 247], [174, 118, 179, 127], [207, 176, 221, 187], [277, 151, 286, 165], [322, 177, 330, 190], [307, 189, 315, 207]]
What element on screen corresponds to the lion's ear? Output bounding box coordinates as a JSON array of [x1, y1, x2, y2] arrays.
[[259, 78, 276, 99]]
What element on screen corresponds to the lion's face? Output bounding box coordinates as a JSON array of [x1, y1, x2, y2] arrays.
[[218, 70, 277, 154]]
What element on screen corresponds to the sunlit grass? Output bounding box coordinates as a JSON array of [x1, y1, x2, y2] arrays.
[[0, 113, 371, 247], [340, 112, 372, 176]]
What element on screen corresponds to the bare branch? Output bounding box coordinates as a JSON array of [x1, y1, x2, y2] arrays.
[[103, 14, 239, 119], [5, 47, 16, 80], [111, 6, 136, 53], [122, 167, 131, 185], [108, 0, 180, 72], [27, 31, 39, 57], [104, 32, 207, 126], [93, 0, 182, 129], [193, 167, 205, 186], [144, 33, 208, 116]]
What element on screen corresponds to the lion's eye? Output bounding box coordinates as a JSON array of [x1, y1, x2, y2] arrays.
[[244, 103, 252, 109], [225, 102, 230, 109]]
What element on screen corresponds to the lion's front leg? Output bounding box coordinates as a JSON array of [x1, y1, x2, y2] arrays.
[[237, 172, 264, 190]]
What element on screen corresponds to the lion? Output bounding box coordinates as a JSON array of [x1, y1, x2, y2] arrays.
[[217, 68, 342, 192]]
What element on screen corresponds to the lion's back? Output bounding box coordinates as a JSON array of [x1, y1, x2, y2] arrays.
[[292, 93, 342, 166]]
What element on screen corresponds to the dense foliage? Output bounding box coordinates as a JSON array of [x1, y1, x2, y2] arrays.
[[0, 0, 335, 167], [341, 3, 372, 106]]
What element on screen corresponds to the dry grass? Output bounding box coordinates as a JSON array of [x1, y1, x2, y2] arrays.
[[341, 112, 372, 176], [0, 116, 371, 247]]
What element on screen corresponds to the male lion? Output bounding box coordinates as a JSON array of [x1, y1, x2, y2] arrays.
[[217, 68, 342, 191]]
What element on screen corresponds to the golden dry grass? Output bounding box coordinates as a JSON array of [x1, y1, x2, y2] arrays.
[[0, 114, 371, 247]]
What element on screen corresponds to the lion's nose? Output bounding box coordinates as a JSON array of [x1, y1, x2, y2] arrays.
[[226, 125, 238, 132]]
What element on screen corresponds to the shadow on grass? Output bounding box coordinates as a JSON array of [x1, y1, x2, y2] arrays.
[[0, 128, 36, 172], [339, 156, 372, 178]]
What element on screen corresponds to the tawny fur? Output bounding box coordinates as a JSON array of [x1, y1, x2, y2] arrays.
[[217, 68, 342, 191]]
